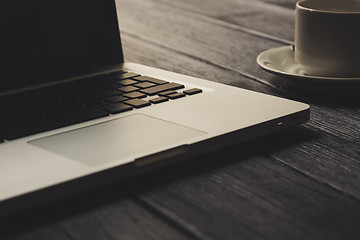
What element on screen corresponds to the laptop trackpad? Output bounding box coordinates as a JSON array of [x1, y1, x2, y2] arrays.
[[30, 114, 206, 166]]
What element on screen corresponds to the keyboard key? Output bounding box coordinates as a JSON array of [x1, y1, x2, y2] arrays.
[[123, 92, 147, 99], [158, 90, 177, 96], [117, 79, 138, 86], [124, 99, 151, 108], [106, 96, 129, 103], [102, 103, 133, 114], [0, 72, 194, 142], [184, 88, 203, 95], [140, 83, 184, 96], [118, 86, 140, 93], [133, 82, 157, 89], [168, 92, 186, 99], [112, 72, 140, 80], [133, 76, 168, 85], [149, 96, 169, 104]]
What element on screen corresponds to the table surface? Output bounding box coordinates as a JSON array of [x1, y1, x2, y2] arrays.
[[3, 0, 360, 239]]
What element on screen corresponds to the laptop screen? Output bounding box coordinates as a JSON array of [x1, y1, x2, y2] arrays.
[[1, 0, 123, 93]]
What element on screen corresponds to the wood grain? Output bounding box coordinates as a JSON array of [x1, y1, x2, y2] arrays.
[[1, 192, 190, 240], [131, 146, 360, 240], [153, 0, 295, 42]]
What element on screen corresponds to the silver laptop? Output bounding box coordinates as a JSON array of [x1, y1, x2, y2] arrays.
[[0, 0, 309, 217]]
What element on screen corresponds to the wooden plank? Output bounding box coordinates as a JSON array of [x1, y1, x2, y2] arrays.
[[253, 125, 360, 198], [309, 105, 360, 142], [0, 194, 190, 240], [131, 148, 360, 240], [268, 128, 360, 199], [152, 0, 295, 42]]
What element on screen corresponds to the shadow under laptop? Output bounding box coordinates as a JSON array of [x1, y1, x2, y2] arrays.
[[0, 126, 318, 239], [292, 92, 360, 108], [264, 75, 360, 107]]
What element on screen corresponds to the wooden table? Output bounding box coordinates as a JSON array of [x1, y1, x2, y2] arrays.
[[2, 0, 360, 239]]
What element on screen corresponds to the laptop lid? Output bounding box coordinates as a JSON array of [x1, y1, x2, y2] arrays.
[[1, 0, 124, 94]]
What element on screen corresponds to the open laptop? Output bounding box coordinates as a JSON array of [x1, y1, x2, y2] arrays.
[[0, 0, 309, 217]]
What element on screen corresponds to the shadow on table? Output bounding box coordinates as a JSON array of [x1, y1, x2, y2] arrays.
[[0, 126, 318, 239], [264, 75, 360, 107], [293, 92, 360, 108]]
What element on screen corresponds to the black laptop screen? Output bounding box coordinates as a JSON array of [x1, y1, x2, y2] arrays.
[[1, 0, 123, 93]]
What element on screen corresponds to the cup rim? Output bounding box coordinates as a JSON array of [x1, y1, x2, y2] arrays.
[[296, 0, 360, 14]]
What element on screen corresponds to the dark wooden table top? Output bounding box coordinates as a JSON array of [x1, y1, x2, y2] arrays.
[[2, 0, 360, 239]]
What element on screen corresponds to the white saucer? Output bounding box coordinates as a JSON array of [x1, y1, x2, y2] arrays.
[[257, 46, 360, 83]]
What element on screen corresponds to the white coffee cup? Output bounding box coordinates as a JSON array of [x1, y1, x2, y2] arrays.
[[294, 0, 360, 77]]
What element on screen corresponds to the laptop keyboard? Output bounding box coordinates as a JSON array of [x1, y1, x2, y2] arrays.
[[0, 71, 202, 142]]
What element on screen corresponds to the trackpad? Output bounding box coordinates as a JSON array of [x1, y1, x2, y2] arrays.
[[30, 114, 206, 166]]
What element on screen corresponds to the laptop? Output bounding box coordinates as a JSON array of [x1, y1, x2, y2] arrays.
[[0, 0, 309, 217]]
